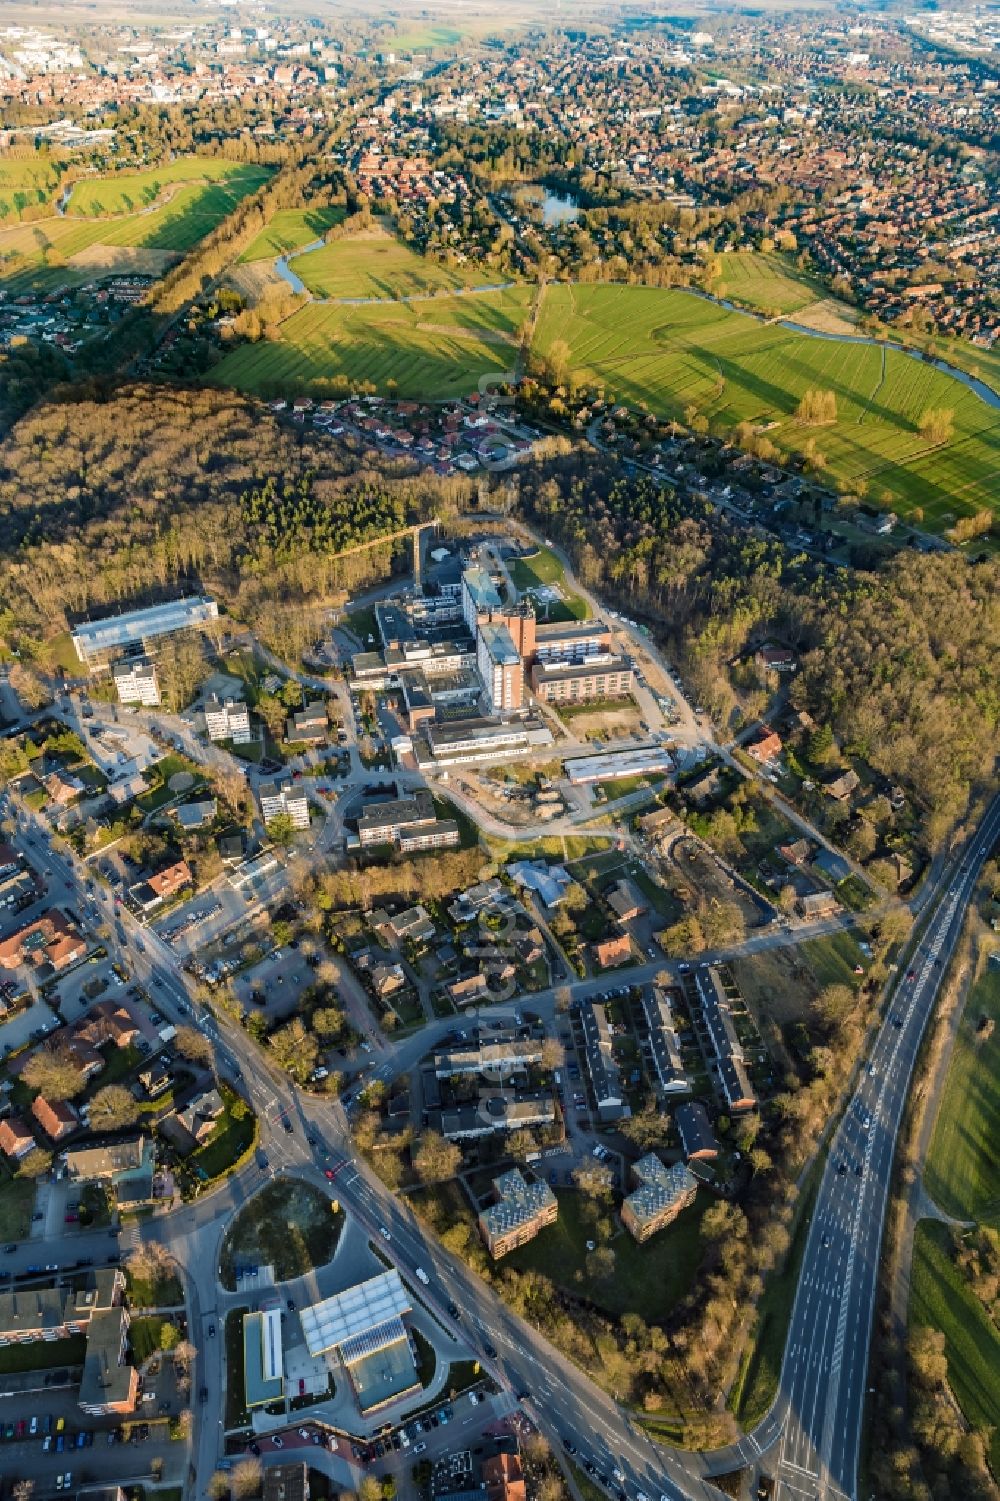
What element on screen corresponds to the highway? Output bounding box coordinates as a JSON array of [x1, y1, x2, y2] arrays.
[[5, 787, 998, 1501]]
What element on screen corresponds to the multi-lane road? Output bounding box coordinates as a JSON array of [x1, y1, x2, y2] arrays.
[[6, 786, 998, 1501]]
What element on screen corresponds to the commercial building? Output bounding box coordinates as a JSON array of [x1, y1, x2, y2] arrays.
[[63, 1136, 157, 1209], [478, 1168, 558, 1259], [477, 622, 523, 714], [579, 1000, 625, 1121], [355, 785, 459, 853], [642, 987, 690, 1097], [204, 695, 252, 745], [693, 967, 757, 1113], [71, 595, 218, 670], [300, 1270, 420, 1413], [112, 656, 160, 707], [530, 654, 632, 705], [621, 1155, 698, 1243], [259, 778, 310, 831], [244, 1305, 284, 1408]]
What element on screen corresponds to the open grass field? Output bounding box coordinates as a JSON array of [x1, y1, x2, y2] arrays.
[[923, 958, 1000, 1224], [0, 155, 67, 222], [909, 1218, 1000, 1474], [0, 163, 268, 286], [533, 283, 1000, 530], [508, 545, 590, 620], [239, 205, 346, 263], [715, 250, 825, 316], [293, 232, 507, 301], [212, 285, 532, 400], [65, 156, 264, 216]]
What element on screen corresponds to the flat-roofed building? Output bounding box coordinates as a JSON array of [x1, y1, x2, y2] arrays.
[[462, 565, 503, 632], [79, 1306, 137, 1415], [300, 1270, 419, 1413], [532, 618, 614, 665], [356, 784, 458, 852], [564, 746, 674, 785], [621, 1155, 698, 1243], [244, 1306, 284, 1408], [204, 695, 252, 745], [478, 1168, 558, 1259], [259, 778, 309, 831], [477, 622, 523, 715], [72, 595, 218, 670], [112, 656, 160, 707], [530, 654, 633, 705], [414, 715, 552, 770]]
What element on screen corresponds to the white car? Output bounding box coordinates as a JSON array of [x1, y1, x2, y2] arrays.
[[379, 1226, 391, 1241]]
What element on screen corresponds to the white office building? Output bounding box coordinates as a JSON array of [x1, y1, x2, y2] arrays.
[[204, 695, 252, 746], [112, 657, 160, 707], [72, 595, 219, 669]]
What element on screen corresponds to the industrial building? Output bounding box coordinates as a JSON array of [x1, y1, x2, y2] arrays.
[[243, 1305, 284, 1408], [564, 747, 675, 785]]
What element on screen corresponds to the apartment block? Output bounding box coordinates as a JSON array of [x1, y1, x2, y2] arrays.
[[693, 967, 757, 1113], [204, 694, 252, 745], [355, 784, 458, 852], [112, 656, 160, 707], [579, 999, 625, 1120], [529, 654, 633, 704], [621, 1155, 698, 1243], [476, 622, 523, 714], [259, 778, 310, 831], [478, 1168, 558, 1259]]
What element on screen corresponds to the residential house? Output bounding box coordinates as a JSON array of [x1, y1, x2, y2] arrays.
[[779, 838, 812, 867], [76, 1001, 140, 1050], [130, 858, 193, 912], [824, 768, 860, 802], [0, 910, 86, 972], [32, 1094, 79, 1141], [0, 1115, 36, 1160], [173, 1088, 225, 1146], [592, 933, 632, 969], [173, 798, 217, 831], [674, 1100, 719, 1161], [797, 891, 840, 919], [284, 701, 328, 745], [747, 727, 782, 765], [606, 879, 647, 924], [370, 906, 436, 947], [448, 973, 490, 1007], [44, 769, 85, 806]]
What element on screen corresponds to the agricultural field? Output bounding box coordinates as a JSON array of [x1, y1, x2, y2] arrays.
[[238, 205, 345, 263], [0, 162, 269, 287], [714, 250, 825, 316], [0, 155, 67, 223], [212, 284, 533, 400], [292, 231, 508, 301], [533, 283, 1000, 530]]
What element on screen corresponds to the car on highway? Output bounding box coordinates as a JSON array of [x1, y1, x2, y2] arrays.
[[207, 1322, 216, 1337], [379, 1226, 391, 1241]]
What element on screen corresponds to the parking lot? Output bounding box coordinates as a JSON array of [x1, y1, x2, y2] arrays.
[[233, 946, 317, 1023]]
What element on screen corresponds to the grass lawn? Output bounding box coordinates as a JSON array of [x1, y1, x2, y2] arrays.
[[239, 206, 345, 263], [909, 1218, 1000, 1473], [533, 282, 1000, 534], [508, 546, 590, 621], [66, 157, 266, 216], [0, 1335, 86, 1374], [714, 250, 826, 317], [129, 1316, 175, 1364], [730, 1147, 826, 1428], [212, 285, 530, 401], [732, 929, 866, 1030], [127, 1266, 184, 1309], [292, 232, 504, 301], [137, 754, 204, 812], [505, 1186, 707, 1323], [0, 1175, 36, 1239], [220, 1179, 343, 1289], [190, 1095, 257, 1182], [924, 959, 1000, 1223]]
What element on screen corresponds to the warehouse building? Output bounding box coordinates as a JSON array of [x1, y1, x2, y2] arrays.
[[300, 1271, 420, 1413]]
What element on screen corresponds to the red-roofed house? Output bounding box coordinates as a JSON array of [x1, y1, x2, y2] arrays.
[[31, 1095, 78, 1141], [748, 727, 783, 765], [0, 911, 86, 972], [0, 1115, 36, 1160]]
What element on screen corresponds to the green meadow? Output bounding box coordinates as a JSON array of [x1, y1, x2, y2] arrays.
[[293, 233, 507, 301], [238, 206, 345, 263]]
